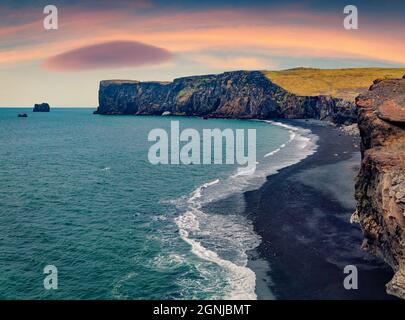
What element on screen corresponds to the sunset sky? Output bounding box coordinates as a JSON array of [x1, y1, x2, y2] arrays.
[[1, 0, 405, 106]]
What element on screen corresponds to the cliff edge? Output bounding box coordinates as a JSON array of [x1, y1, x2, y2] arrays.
[[354, 75, 405, 299], [94, 71, 357, 125]]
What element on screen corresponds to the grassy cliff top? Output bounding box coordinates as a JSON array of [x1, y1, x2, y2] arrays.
[[264, 67, 405, 101]]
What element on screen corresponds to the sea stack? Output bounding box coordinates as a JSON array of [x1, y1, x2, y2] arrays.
[[33, 103, 50, 112], [354, 75, 405, 299]]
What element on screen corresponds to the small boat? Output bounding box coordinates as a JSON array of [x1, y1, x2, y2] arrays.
[[18, 113, 28, 118]]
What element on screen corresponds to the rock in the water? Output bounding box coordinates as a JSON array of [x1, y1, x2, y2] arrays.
[[355, 75, 405, 300], [17, 113, 28, 118], [33, 103, 50, 112], [94, 71, 357, 125]]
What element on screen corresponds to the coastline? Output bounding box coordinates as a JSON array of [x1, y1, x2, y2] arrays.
[[181, 118, 318, 300], [244, 120, 396, 299]]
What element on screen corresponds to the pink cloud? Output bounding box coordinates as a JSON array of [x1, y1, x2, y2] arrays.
[[42, 41, 174, 71], [2, 6, 405, 68]]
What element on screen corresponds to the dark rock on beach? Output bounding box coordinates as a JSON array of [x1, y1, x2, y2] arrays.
[[33, 103, 50, 112], [94, 71, 357, 125]]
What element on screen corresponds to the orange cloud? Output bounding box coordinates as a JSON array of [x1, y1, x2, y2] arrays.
[[193, 55, 275, 70], [1, 7, 405, 69]]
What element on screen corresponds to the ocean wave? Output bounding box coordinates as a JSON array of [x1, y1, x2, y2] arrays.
[[188, 179, 220, 205], [263, 129, 295, 158], [175, 207, 257, 300], [232, 166, 257, 178], [151, 253, 188, 269], [174, 120, 318, 300], [111, 271, 137, 299]]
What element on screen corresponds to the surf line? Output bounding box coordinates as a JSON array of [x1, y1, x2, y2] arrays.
[[175, 179, 258, 300], [264, 130, 296, 158]]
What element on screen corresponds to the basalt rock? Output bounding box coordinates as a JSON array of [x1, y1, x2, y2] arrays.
[[33, 103, 50, 112], [94, 71, 357, 125], [355, 76, 405, 300]]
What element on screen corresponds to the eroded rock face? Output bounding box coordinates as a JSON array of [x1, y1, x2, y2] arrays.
[[33, 103, 50, 112], [94, 71, 357, 124], [355, 76, 405, 299]]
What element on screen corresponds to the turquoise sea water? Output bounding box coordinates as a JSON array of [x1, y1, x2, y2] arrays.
[[0, 108, 316, 299]]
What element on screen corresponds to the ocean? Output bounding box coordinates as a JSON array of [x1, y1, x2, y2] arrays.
[[0, 108, 317, 299]]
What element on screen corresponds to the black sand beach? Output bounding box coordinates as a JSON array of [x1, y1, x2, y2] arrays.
[[244, 120, 396, 300]]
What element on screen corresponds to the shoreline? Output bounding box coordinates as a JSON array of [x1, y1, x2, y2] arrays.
[[244, 120, 396, 299], [190, 118, 318, 300]]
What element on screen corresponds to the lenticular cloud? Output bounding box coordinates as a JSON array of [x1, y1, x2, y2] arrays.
[[43, 40, 174, 71]]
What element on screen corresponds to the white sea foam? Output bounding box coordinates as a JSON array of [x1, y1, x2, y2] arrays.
[[263, 129, 295, 158], [111, 271, 137, 299], [232, 166, 257, 177], [174, 120, 318, 300], [188, 179, 219, 204], [152, 253, 188, 269], [175, 209, 257, 300]]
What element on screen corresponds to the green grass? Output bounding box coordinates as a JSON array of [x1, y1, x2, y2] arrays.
[[264, 67, 405, 101]]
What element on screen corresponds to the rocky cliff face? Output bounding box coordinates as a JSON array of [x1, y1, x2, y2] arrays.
[[95, 71, 357, 124], [354, 76, 405, 299]]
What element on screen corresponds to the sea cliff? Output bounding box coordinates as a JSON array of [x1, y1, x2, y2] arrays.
[[354, 75, 405, 299], [94, 71, 357, 125]]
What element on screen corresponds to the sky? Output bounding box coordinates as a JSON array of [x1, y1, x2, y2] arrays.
[[1, 0, 405, 106]]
